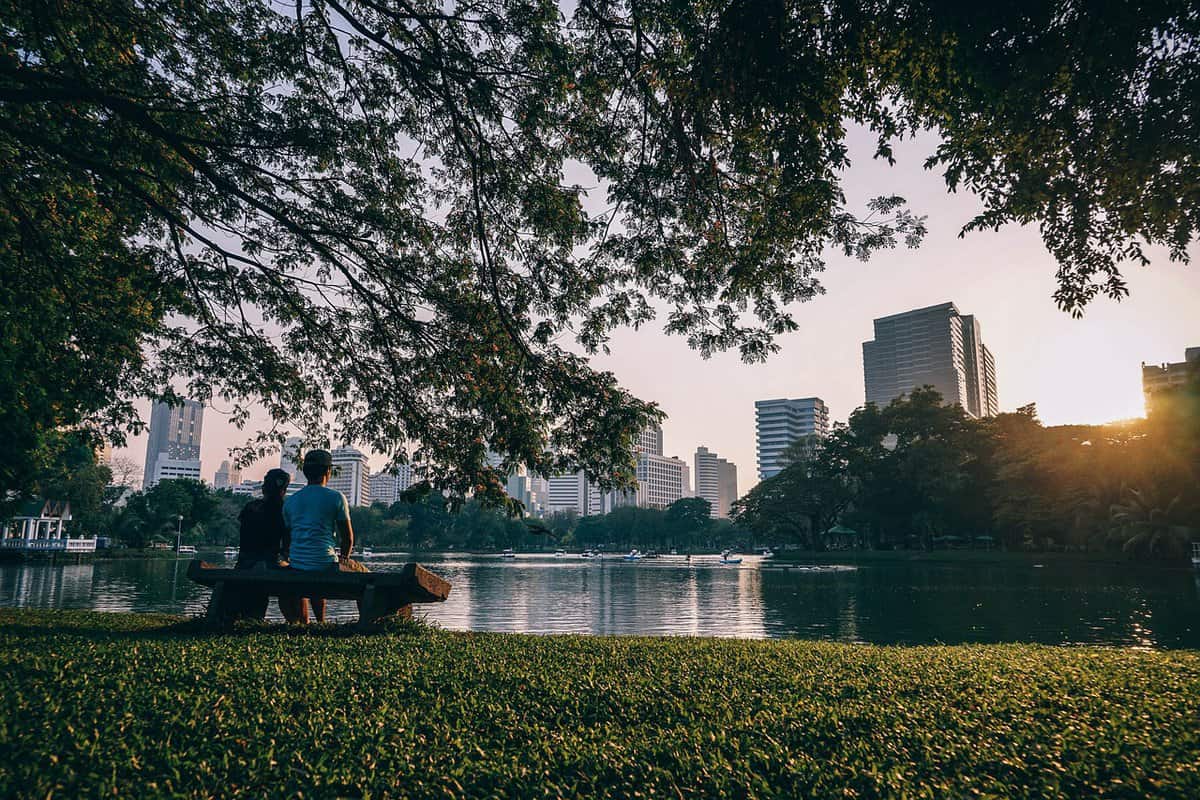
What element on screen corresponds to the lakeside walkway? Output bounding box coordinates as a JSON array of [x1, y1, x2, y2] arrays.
[[2, 609, 1198, 798]]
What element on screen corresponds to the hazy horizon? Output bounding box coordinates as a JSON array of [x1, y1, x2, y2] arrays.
[[112, 127, 1200, 493]]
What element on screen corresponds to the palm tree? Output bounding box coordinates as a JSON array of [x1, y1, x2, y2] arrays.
[[1108, 488, 1195, 559]]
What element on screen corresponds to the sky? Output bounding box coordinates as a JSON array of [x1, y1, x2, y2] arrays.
[[112, 127, 1200, 493]]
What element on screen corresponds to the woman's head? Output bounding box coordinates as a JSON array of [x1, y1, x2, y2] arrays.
[[263, 468, 291, 500]]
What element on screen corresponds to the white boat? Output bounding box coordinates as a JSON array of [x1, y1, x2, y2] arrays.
[[554, 549, 566, 557], [719, 550, 743, 565], [223, 546, 239, 559], [670, 548, 678, 556], [580, 550, 599, 559], [760, 549, 775, 559], [623, 549, 643, 561], [500, 548, 516, 559], [1192, 542, 1200, 570], [362, 547, 376, 559], [177, 545, 197, 556]]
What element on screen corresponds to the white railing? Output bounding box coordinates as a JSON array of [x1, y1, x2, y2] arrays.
[[0, 537, 96, 552]]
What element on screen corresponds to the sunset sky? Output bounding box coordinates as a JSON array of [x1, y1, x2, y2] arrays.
[[112, 126, 1200, 491]]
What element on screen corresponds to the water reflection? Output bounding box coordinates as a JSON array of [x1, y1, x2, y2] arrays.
[[1, 554, 1198, 648]]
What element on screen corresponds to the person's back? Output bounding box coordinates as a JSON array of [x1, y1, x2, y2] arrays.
[[283, 483, 348, 570]]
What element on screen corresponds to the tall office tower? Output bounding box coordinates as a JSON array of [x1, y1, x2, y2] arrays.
[[279, 436, 303, 479], [636, 454, 690, 509], [636, 424, 664, 456], [694, 447, 738, 518], [1142, 346, 1200, 416], [755, 398, 829, 481], [143, 399, 204, 488], [368, 465, 414, 506], [213, 460, 241, 490], [328, 446, 371, 506], [545, 471, 604, 516], [862, 302, 999, 418]]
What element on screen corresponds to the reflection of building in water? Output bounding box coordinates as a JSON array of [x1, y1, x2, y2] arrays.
[[0, 563, 95, 609]]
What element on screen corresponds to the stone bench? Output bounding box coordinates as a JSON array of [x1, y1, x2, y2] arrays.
[[187, 559, 451, 628]]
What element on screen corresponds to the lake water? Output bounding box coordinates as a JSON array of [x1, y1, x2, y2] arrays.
[[2, 553, 1199, 648]]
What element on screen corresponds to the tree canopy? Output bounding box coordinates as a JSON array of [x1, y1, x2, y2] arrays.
[[3, 1, 1196, 497]]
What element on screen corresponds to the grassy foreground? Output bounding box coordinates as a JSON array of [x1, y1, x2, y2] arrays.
[[1, 611, 1198, 799]]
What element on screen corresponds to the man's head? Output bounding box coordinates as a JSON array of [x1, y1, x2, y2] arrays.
[[302, 449, 333, 485], [263, 468, 291, 501]]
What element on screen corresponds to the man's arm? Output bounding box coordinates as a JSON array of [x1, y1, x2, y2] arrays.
[[337, 517, 354, 561]]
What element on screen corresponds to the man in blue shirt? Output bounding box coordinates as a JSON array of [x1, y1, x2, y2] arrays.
[[282, 448, 366, 622]]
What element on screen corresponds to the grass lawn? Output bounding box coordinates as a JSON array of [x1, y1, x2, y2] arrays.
[[1, 610, 1198, 799]]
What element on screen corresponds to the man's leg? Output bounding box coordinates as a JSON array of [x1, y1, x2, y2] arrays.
[[278, 595, 305, 623]]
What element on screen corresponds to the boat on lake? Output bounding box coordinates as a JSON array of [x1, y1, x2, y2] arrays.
[[554, 549, 566, 557], [719, 550, 743, 565], [223, 546, 239, 559], [176, 545, 196, 556], [500, 548, 516, 559], [362, 547, 376, 559], [623, 549, 643, 561], [580, 549, 599, 559], [1192, 542, 1200, 570]]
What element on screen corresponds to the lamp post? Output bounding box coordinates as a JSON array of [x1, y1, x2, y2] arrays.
[[175, 514, 183, 553]]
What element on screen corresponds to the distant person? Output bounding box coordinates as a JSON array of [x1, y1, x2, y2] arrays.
[[233, 468, 297, 621], [282, 449, 367, 623]]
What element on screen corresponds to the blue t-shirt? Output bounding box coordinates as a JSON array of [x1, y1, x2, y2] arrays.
[[283, 485, 349, 570]]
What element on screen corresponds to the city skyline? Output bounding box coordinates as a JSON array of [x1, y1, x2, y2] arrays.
[[109, 130, 1200, 495]]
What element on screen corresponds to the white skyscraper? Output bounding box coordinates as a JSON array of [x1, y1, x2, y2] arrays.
[[142, 399, 204, 489], [755, 398, 828, 481], [369, 465, 414, 506], [213, 460, 241, 490], [328, 446, 371, 507], [694, 446, 738, 518], [545, 471, 604, 516], [862, 302, 998, 418]]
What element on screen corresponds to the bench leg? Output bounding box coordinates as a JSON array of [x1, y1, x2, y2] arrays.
[[205, 581, 228, 629], [356, 585, 412, 629]]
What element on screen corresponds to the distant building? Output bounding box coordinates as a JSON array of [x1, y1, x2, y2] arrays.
[[862, 302, 998, 418], [213, 460, 241, 490], [636, 454, 691, 509], [627, 423, 690, 509], [545, 471, 605, 516], [369, 465, 415, 506], [755, 398, 828, 480], [143, 399, 204, 488], [694, 446, 737, 518], [279, 436, 303, 478], [1142, 347, 1200, 415], [326, 447, 371, 507], [232, 479, 303, 499]]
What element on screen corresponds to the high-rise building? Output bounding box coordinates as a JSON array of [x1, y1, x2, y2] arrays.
[[213, 460, 241, 490], [636, 425, 663, 456], [628, 423, 690, 509], [1142, 347, 1200, 415], [328, 446, 371, 507], [862, 302, 999, 418], [636, 454, 691, 509], [545, 471, 605, 516], [143, 399, 204, 489], [755, 398, 828, 481], [369, 465, 414, 506], [279, 436, 303, 478], [694, 446, 738, 518]]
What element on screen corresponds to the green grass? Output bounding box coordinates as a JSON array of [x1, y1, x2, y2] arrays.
[[2, 611, 1198, 799]]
